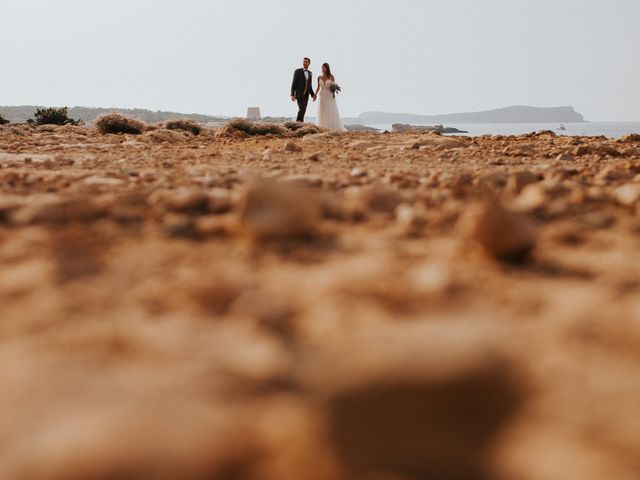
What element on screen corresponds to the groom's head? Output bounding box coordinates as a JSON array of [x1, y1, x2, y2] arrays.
[[303, 57, 310, 70]]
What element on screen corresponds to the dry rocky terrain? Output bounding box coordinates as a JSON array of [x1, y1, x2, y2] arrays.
[[1, 122, 640, 479]]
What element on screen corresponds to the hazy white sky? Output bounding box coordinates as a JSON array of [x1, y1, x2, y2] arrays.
[[1, 0, 638, 120]]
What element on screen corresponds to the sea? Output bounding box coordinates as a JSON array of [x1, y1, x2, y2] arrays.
[[363, 121, 640, 139]]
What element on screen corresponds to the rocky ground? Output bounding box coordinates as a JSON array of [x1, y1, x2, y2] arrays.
[[1, 122, 640, 480]]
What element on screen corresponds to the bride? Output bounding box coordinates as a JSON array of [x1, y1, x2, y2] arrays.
[[315, 63, 347, 131]]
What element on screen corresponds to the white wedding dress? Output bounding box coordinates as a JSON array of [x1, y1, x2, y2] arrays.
[[316, 77, 347, 131]]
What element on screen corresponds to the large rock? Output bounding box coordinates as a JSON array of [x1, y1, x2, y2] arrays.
[[305, 323, 521, 480]]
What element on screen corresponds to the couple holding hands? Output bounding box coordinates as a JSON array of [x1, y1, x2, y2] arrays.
[[290, 57, 346, 131]]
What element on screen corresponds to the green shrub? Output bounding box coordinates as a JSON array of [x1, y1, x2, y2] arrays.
[[95, 113, 147, 134], [165, 118, 202, 135], [226, 119, 287, 136], [28, 107, 80, 126]]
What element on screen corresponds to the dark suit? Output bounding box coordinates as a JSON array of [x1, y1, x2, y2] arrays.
[[291, 68, 315, 122]]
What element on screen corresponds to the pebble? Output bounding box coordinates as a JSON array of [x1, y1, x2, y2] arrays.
[[613, 184, 640, 207], [596, 166, 633, 183], [470, 199, 537, 262], [239, 177, 321, 241], [83, 175, 125, 186], [507, 170, 542, 194], [503, 144, 535, 156], [513, 184, 547, 212], [555, 153, 574, 162], [11, 197, 106, 225], [344, 185, 402, 218], [284, 141, 302, 153], [395, 202, 428, 236], [207, 189, 233, 214], [156, 189, 209, 213]]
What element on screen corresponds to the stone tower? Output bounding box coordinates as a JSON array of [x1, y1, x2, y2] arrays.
[[246, 108, 261, 121]]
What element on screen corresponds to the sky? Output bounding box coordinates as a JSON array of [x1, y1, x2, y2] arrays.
[[0, 0, 638, 120]]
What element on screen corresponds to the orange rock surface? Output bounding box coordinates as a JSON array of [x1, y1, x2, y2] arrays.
[[1, 123, 640, 479]]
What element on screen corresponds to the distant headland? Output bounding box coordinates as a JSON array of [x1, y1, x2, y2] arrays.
[[352, 106, 585, 125]]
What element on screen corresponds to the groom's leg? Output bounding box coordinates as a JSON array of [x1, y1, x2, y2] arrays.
[[296, 95, 309, 122]]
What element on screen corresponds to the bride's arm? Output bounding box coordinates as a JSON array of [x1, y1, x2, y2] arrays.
[[314, 78, 321, 97]]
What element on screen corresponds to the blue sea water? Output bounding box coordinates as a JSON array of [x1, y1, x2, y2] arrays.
[[365, 122, 640, 139]]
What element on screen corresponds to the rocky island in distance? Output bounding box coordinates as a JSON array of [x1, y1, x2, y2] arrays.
[[352, 105, 585, 125]]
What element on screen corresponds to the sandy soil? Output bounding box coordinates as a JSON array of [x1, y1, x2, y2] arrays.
[[1, 123, 640, 480]]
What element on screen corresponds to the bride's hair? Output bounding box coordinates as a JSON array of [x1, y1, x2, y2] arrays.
[[322, 63, 335, 80]]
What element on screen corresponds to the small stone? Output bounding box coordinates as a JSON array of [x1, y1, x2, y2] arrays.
[[239, 177, 321, 241], [160, 189, 209, 213], [345, 185, 402, 217], [83, 175, 125, 187], [207, 189, 233, 214], [572, 145, 591, 156], [450, 173, 474, 196], [596, 166, 633, 183], [555, 153, 574, 162], [11, 197, 106, 225], [285, 174, 323, 188], [395, 203, 428, 236], [307, 152, 322, 162], [572, 143, 621, 157], [503, 144, 535, 156], [193, 214, 235, 237], [162, 213, 195, 237], [507, 171, 542, 194], [284, 141, 302, 153], [595, 144, 621, 157], [470, 199, 537, 262], [613, 184, 640, 207], [546, 168, 579, 182], [350, 168, 368, 178], [581, 212, 616, 229], [348, 140, 377, 149], [513, 184, 546, 212], [432, 137, 465, 150]]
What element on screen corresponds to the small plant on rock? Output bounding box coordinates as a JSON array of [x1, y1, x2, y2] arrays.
[[164, 118, 202, 135], [226, 119, 287, 136], [94, 113, 147, 135]]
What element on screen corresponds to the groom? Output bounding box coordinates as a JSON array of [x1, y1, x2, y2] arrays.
[[290, 57, 317, 122]]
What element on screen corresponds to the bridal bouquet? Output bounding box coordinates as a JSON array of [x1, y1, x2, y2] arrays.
[[329, 83, 342, 98]]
